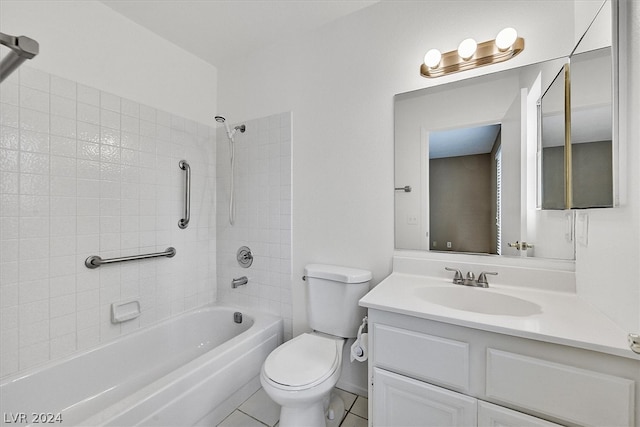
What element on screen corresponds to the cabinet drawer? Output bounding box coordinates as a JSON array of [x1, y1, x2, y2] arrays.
[[373, 323, 470, 391], [478, 401, 562, 427], [486, 349, 634, 426]]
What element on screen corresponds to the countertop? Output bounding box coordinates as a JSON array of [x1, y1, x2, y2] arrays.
[[359, 272, 639, 360]]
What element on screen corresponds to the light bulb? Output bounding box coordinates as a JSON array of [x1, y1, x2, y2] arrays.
[[457, 38, 477, 60], [423, 49, 442, 68], [495, 27, 518, 51]]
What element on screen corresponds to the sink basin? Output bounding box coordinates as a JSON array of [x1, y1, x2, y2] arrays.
[[414, 286, 542, 316]]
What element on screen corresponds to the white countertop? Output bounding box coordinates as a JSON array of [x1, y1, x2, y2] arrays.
[[360, 272, 639, 360]]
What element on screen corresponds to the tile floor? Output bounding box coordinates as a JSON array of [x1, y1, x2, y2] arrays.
[[217, 387, 368, 427]]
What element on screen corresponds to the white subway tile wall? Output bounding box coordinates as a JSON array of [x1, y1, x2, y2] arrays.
[[0, 66, 218, 377], [216, 113, 293, 341]]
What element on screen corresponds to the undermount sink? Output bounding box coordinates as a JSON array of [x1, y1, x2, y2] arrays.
[[414, 286, 542, 317]]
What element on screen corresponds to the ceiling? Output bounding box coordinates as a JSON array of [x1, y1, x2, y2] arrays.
[[429, 124, 502, 159], [100, 0, 379, 67]]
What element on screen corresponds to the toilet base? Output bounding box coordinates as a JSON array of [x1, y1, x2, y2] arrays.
[[325, 393, 346, 427], [278, 392, 345, 427], [279, 395, 327, 427]]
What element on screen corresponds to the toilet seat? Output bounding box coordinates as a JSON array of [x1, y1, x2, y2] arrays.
[[263, 333, 341, 391]]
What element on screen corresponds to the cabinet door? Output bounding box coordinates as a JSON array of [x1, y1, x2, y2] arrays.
[[372, 368, 477, 427], [478, 401, 563, 427]]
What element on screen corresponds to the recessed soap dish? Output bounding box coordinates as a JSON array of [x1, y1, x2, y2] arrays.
[[111, 300, 141, 324]]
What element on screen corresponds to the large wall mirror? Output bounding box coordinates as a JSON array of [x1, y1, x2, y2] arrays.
[[394, 0, 615, 260]]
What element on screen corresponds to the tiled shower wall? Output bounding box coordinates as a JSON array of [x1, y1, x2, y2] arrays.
[[216, 113, 293, 341], [0, 66, 217, 378]]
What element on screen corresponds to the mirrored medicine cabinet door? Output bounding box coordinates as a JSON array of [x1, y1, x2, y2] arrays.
[[538, 1, 616, 210]]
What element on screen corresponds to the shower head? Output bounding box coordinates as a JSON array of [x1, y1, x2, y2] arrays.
[[215, 115, 246, 140], [0, 32, 39, 83]]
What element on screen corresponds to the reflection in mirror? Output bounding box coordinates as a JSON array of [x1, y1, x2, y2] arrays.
[[570, 47, 613, 208], [537, 0, 614, 210], [395, 58, 574, 259], [539, 64, 569, 210], [429, 124, 501, 254]]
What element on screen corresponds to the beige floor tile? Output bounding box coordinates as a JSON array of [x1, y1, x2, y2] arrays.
[[350, 396, 368, 419], [238, 388, 280, 427], [334, 388, 358, 411], [217, 410, 266, 427], [340, 413, 368, 427]]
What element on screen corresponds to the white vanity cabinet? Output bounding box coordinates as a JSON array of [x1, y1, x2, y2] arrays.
[[367, 309, 639, 427], [372, 367, 477, 426], [477, 401, 562, 427]]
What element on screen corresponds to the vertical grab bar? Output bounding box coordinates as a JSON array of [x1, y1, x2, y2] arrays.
[[178, 160, 190, 229]]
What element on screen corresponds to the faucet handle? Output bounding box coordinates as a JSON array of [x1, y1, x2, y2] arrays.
[[478, 271, 498, 287], [445, 267, 463, 284]]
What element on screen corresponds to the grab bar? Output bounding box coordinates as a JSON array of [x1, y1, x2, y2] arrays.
[[178, 160, 190, 229], [85, 247, 176, 269]]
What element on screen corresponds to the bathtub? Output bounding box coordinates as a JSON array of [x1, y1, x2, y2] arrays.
[[0, 305, 283, 426]]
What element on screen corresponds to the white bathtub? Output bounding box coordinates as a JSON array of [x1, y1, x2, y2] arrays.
[[0, 305, 283, 426]]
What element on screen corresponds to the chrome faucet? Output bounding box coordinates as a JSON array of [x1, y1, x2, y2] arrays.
[[445, 267, 463, 285], [445, 268, 497, 288], [477, 271, 498, 287], [232, 276, 248, 288]]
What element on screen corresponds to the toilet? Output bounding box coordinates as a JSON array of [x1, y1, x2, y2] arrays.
[[260, 264, 372, 427]]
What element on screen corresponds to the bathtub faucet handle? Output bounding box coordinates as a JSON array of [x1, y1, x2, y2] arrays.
[[237, 246, 253, 268]]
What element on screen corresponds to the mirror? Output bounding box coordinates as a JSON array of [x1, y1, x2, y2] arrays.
[[538, 1, 614, 210], [394, 1, 614, 260], [569, 46, 613, 208], [395, 58, 572, 258], [539, 64, 569, 210]]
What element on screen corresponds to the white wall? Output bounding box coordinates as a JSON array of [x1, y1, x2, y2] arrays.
[[218, 0, 577, 334], [218, 0, 640, 391], [0, 0, 219, 377], [0, 0, 217, 124], [575, 0, 640, 333]]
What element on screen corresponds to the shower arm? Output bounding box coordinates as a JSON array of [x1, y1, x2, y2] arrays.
[[0, 32, 39, 83]]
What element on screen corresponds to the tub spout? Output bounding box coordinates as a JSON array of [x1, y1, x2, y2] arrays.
[[232, 276, 248, 288]]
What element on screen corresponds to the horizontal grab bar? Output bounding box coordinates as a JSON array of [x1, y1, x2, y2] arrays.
[[85, 247, 176, 269]]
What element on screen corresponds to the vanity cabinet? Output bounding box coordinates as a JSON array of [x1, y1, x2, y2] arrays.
[[477, 401, 561, 427], [367, 309, 638, 427], [372, 367, 477, 426], [372, 367, 560, 427]]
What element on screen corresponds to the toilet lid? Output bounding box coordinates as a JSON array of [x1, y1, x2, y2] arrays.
[[263, 333, 340, 388]]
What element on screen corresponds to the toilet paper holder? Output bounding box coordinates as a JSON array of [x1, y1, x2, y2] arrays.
[[350, 316, 369, 362], [359, 316, 368, 333]]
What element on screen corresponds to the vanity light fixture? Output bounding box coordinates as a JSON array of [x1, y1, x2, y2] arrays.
[[423, 48, 442, 69], [457, 38, 478, 60], [421, 27, 524, 78]]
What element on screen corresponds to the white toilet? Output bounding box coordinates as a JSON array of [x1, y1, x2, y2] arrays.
[[260, 264, 372, 427]]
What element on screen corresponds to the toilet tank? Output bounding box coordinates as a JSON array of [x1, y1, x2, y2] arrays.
[[305, 264, 372, 338]]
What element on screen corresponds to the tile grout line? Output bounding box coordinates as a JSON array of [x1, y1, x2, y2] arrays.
[[236, 408, 272, 427]]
